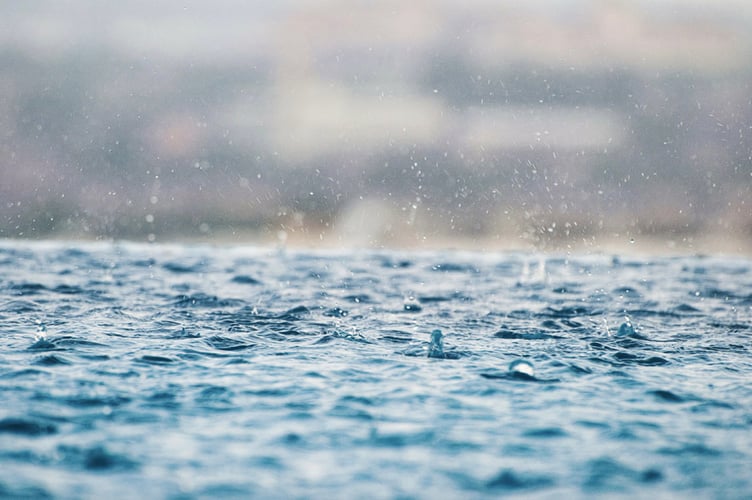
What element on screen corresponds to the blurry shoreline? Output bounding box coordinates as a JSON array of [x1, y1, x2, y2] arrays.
[[8, 227, 751, 257], [2, 1, 751, 254]]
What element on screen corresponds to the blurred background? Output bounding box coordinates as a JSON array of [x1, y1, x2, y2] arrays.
[[1, 0, 751, 253]]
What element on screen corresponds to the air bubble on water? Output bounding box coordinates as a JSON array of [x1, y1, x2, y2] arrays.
[[509, 359, 535, 377]]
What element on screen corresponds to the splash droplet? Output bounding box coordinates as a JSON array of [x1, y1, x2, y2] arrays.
[[616, 320, 636, 337], [428, 329, 444, 358], [403, 295, 422, 312], [35, 320, 47, 339]]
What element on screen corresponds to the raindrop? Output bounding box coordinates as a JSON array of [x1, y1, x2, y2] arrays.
[[428, 329, 445, 358], [616, 318, 636, 337], [403, 295, 421, 312]]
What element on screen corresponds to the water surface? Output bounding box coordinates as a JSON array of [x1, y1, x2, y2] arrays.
[[1, 242, 751, 498]]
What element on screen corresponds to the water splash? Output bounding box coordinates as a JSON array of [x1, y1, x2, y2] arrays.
[[428, 329, 445, 358], [518, 257, 548, 286], [34, 320, 47, 340], [29, 321, 56, 350], [616, 317, 636, 337], [403, 294, 422, 312]]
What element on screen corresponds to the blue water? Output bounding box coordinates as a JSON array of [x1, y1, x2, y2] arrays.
[[1, 241, 751, 499]]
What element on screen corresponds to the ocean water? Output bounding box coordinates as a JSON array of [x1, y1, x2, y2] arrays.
[[1, 241, 751, 499]]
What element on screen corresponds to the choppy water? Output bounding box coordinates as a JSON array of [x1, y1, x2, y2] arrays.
[[1, 241, 751, 499]]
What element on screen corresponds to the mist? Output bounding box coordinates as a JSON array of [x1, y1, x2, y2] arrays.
[[2, 0, 751, 253]]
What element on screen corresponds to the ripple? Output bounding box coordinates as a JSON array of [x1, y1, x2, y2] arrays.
[[275, 305, 312, 320], [173, 293, 244, 308], [138, 355, 177, 365], [65, 394, 131, 408], [7, 282, 48, 295], [523, 427, 568, 438], [0, 299, 42, 313], [584, 457, 663, 491], [649, 389, 685, 403], [203, 336, 255, 351], [542, 305, 599, 318], [0, 483, 52, 499], [28, 338, 59, 351], [0, 417, 57, 436], [429, 262, 479, 273], [0, 243, 750, 498], [494, 329, 563, 340], [52, 284, 85, 295], [612, 352, 670, 366], [231, 275, 261, 285], [163, 261, 205, 274], [485, 469, 555, 491], [33, 354, 72, 366], [57, 444, 139, 471], [658, 443, 723, 457]]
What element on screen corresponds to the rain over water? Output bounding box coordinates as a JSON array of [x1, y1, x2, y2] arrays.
[[2, 1, 752, 498]]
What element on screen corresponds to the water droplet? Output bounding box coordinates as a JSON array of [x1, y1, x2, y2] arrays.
[[403, 295, 421, 312], [35, 321, 47, 338], [428, 329, 444, 358], [616, 321, 635, 337], [616, 318, 636, 337], [509, 359, 535, 377]]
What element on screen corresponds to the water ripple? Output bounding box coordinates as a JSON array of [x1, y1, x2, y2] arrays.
[[0, 242, 750, 498]]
